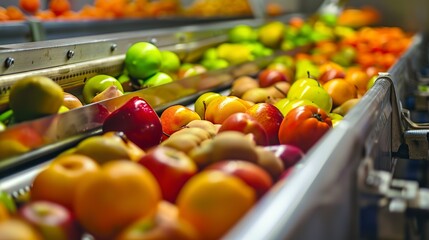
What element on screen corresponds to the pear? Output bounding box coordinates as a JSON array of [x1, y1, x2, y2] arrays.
[[241, 88, 270, 103], [70, 136, 131, 164], [256, 147, 284, 180], [332, 98, 360, 116], [230, 76, 259, 98]]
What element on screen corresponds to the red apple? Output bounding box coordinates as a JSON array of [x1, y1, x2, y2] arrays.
[[266, 62, 294, 82], [19, 200, 82, 240], [318, 68, 346, 84], [263, 144, 305, 170], [102, 96, 162, 150], [205, 160, 273, 199], [138, 146, 198, 203], [246, 103, 284, 145], [258, 69, 288, 88], [218, 112, 268, 146]]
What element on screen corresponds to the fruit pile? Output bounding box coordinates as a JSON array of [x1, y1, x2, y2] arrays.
[[0, 93, 308, 239], [1, 0, 179, 22], [0, 23, 415, 240]]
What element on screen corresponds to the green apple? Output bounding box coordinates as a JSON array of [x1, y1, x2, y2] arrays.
[[125, 42, 162, 80], [201, 59, 229, 70], [273, 98, 290, 114], [0, 122, 5, 132], [228, 25, 257, 43], [0, 191, 16, 214], [277, 99, 318, 116], [142, 72, 173, 88], [160, 50, 181, 73], [329, 112, 344, 127], [82, 75, 124, 104], [203, 48, 219, 60], [194, 92, 221, 119]]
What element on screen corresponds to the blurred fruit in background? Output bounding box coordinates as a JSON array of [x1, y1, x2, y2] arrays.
[[1, 0, 180, 21]]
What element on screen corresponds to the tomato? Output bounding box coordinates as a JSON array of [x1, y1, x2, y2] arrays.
[[278, 105, 332, 153]]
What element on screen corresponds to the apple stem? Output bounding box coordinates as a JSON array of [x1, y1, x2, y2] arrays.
[[312, 113, 323, 121], [162, 131, 171, 138], [307, 71, 321, 87], [273, 85, 287, 97]]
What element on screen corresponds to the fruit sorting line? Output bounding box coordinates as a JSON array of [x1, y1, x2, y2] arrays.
[[0, 16, 428, 239]]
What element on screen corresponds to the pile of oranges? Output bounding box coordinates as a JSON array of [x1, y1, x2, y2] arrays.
[[0, 0, 180, 22]]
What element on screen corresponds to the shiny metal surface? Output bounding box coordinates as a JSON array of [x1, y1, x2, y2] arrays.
[[225, 33, 424, 239]]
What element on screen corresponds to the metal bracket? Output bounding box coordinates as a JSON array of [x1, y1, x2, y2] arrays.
[[358, 157, 429, 239]]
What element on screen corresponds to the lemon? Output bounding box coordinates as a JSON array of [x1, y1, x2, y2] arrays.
[[125, 42, 162, 80], [9, 76, 63, 122]]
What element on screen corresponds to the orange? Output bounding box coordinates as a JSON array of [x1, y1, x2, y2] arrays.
[[74, 160, 161, 239], [6, 6, 25, 21], [345, 68, 370, 96], [34, 10, 55, 20], [323, 78, 358, 107], [177, 171, 256, 240], [49, 0, 71, 16], [19, 0, 40, 13], [31, 154, 100, 210], [0, 7, 9, 21], [95, 0, 127, 18]]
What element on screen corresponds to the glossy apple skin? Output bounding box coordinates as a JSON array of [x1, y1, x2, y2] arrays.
[[263, 144, 305, 170], [218, 112, 268, 146], [102, 96, 162, 150], [19, 201, 82, 240], [246, 103, 283, 145], [258, 69, 288, 88], [206, 160, 273, 199], [143, 72, 173, 88], [138, 146, 198, 203]]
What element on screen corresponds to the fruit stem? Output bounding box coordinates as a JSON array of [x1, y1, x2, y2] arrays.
[[273, 85, 288, 97], [162, 131, 171, 138], [312, 113, 323, 121]]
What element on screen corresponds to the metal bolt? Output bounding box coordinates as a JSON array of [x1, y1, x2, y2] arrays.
[[110, 43, 117, 52], [66, 50, 75, 59], [4, 57, 14, 68], [149, 38, 157, 45]]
